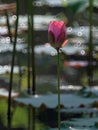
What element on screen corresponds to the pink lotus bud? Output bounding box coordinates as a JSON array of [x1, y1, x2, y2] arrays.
[[48, 21, 68, 49]]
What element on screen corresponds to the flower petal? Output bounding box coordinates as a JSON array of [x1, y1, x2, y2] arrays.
[[62, 39, 69, 47]]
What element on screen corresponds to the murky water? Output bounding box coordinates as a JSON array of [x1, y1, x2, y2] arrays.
[[0, 14, 98, 130]]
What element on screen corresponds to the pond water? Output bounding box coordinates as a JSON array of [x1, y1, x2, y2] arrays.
[[0, 14, 98, 130], [1, 90, 98, 130]]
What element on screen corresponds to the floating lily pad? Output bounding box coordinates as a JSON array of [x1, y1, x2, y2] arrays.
[[64, 117, 98, 128], [14, 94, 98, 108]]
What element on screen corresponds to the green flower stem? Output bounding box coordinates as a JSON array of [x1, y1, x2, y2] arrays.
[[17, 53, 22, 91], [27, 1, 31, 94], [57, 48, 61, 130], [28, 0, 36, 95], [88, 0, 93, 86], [7, 0, 19, 128], [30, 0, 36, 95]]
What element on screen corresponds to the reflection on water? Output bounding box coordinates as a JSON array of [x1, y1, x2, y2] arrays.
[[0, 41, 26, 53], [0, 14, 98, 129], [0, 100, 48, 130], [0, 65, 19, 74], [0, 15, 58, 31]]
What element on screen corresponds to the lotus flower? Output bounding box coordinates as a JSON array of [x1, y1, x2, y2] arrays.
[[48, 21, 68, 49], [48, 21, 68, 130]]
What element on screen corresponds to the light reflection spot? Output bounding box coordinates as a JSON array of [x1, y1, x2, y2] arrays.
[[50, 51, 56, 56], [4, 65, 9, 69], [33, 1, 41, 6], [12, 15, 17, 21], [20, 23, 26, 28], [80, 26, 84, 31], [69, 85, 74, 89], [6, 37, 10, 43], [81, 50, 85, 55], [67, 27, 72, 32], [69, 126, 73, 130], [44, 43, 50, 47], [34, 94, 39, 98], [77, 31, 82, 36], [77, 41, 81, 46], [17, 39, 21, 43]]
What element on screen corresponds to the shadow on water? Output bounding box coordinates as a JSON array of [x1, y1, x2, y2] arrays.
[[0, 120, 24, 130], [0, 102, 49, 130], [37, 108, 83, 128]]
